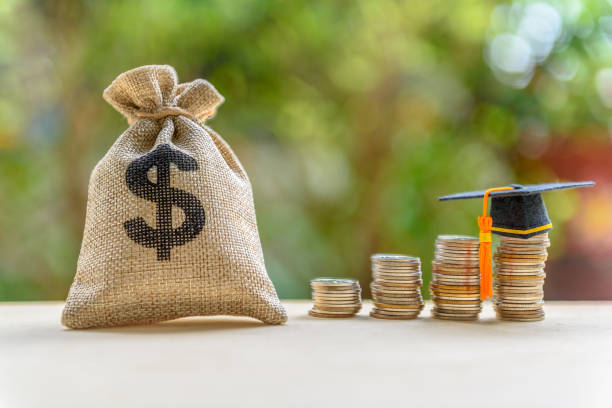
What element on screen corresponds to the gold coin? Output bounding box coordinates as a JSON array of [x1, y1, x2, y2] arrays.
[[310, 288, 360, 294], [495, 301, 544, 308], [497, 245, 548, 255], [431, 311, 479, 321], [431, 290, 481, 297], [372, 263, 421, 269], [497, 315, 544, 322], [434, 298, 481, 305], [432, 269, 480, 278], [371, 290, 422, 298], [432, 277, 480, 284], [370, 293, 422, 300], [434, 254, 480, 262], [373, 303, 423, 309], [493, 279, 545, 287], [496, 308, 545, 314], [429, 280, 480, 293], [495, 264, 547, 270], [494, 290, 543, 297], [434, 263, 480, 270], [495, 310, 544, 317], [372, 293, 423, 300], [370, 311, 419, 320], [375, 307, 424, 315], [435, 308, 482, 314], [372, 300, 423, 307], [495, 307, 544, 314], [373, 267, 421, 273], [435, 247, 480, 254], [496, 312, 545, 320], [311, 287, 361, 294], [495, 296, 543, 303], [494, 253, 548, 260], [432, 295, 481, 302], [430, 287, 480, 294], [312, 291, 361, 297], [375, 279, 423, 287], [372, 290, 422, 296], [372, 270, 421, 278], [500, 234, 549, 242], [434, 300, 482, 308], [433, 305, 482, 313], [494, 283, 544, 290], [371, 263, 421, 268], [499, 240, 549, 247], [370, 282, 421, 291], [431, 269, 481, 277], [495, 264, 546, 270], [430, 287, 480, 295], [311, 300, 361, 306], [313, 303, 362, 311], [373, 275, 422, 283], [496, 308, 545, 315], [372, 293, 422, 300], [371, 307, 422, 315], [308, 310, 355, 318], [432, 270, 480, 281], [312, 295, 361, 303], [494, 292, 544, 298], [431, 292, 481, 299], [430, 283, 480, 291], [433, 261, 480, 270], [494, 270, 545, 276], [432, 281, 481, 288], [495, 273, 546, 279], [312, 302, 362, 308]]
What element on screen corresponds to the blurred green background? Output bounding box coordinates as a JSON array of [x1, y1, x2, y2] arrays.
[[1, 0, 612, 301]]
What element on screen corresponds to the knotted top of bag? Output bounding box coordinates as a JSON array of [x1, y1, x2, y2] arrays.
[[103, 65, 224, 126]]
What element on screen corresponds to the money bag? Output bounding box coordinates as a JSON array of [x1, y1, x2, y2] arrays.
[[62, 65, 287, 328]]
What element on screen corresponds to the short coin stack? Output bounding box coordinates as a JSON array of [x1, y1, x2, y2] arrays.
[[309, 278, 362, 318], [493, 233, 550, 322], [369, 254, 424, 320], [430, 235, 482, 320]]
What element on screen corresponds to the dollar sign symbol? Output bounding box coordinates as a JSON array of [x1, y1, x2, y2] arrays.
[[123, 144, 205, 261]]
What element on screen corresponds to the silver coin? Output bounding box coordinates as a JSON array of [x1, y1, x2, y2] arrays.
[[311, 277, 359, 286], [371, 254, 421, 263]]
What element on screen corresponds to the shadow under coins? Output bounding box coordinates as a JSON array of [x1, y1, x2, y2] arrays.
[[298, 313, 517, 326]]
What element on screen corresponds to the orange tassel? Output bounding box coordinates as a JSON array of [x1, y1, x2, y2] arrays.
[[478, 187, 514, 300], [478, 216, 492, 300]]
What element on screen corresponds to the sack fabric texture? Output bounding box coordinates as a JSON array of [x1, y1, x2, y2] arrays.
[[62, 65, 287, 328]]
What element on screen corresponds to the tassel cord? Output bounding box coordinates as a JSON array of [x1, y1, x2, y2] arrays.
[[478, 187, 514, 300]]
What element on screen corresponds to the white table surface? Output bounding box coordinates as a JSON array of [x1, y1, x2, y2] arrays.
[[1, 301, 611, 408]]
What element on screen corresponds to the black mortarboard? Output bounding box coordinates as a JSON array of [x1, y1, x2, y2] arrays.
[[438, 181, 595, 300], [438, 182, 595, 239]]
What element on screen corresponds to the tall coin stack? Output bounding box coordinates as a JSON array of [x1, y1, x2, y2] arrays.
[[309, 278, 362, 318], [430, 235, 482, 320], [493, 233, 550, 322], [369, 254, 424, 320]]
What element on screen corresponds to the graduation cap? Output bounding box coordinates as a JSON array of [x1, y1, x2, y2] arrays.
[[438, 181, 595, 299]]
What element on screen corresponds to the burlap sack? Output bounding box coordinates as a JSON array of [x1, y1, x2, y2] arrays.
[[62, 65, 287, 328]]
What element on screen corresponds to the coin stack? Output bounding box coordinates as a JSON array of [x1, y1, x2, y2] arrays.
[[493, 233, 550, 322], [430, 235, 482, 320], [309, 278, 362, 318], [369, 254, 424, 320]]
